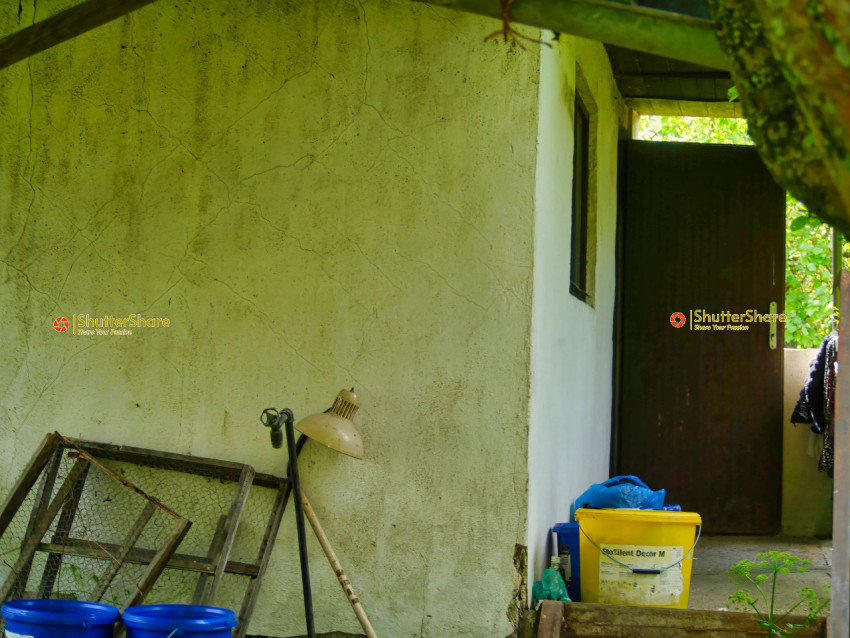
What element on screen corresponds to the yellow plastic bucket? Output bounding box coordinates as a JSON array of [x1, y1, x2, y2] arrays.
[[575, 508, 701, 609]]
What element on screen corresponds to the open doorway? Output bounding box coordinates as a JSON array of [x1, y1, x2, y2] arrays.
[[612, 114, 835, 620], [614, 133, 785, 534], [630, 115, 836, 539]]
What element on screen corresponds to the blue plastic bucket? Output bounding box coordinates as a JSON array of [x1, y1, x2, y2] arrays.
[[1, 599, 119, 638], [553, 521, 582, 601], [122, 605, 237, 638]]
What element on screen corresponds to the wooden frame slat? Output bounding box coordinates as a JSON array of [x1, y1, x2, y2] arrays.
[[0, 458, 90, 601], [0, 434, 287, 637], [199, 464, 255, 604], [236, 482, 288, 638], [35, 539, 259, 577], [9, 444, 64, 599], [121, 516, 191, 610], [38, 461, 91, 596], [67, 437, 283, 489], [0, 433, 61, 539], [192, 514, 229, 604], [91, 501, 157, 602]]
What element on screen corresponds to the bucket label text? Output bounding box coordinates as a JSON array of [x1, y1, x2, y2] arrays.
[[598, 543, 685, 606]]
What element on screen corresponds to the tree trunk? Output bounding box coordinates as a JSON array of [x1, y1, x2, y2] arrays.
[[708, 0, 850, 232]]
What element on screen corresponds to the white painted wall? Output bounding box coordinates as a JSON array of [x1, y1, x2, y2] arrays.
[[527, 35, 624, 588]]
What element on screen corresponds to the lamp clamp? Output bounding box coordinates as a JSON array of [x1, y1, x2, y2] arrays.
[[260, 407, 294, 449]]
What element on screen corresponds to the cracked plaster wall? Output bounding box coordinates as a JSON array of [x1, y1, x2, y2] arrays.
[[0, 0, 541, 636]]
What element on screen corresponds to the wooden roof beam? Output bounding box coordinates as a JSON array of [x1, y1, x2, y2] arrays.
[[413, 0, 731, 71], [0, 0, 161, 71]]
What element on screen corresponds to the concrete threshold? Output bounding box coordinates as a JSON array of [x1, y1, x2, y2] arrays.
[[689, 534, 832, 616]]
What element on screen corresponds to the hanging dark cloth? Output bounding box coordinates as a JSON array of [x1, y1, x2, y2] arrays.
[[791, 331, 838, 476]]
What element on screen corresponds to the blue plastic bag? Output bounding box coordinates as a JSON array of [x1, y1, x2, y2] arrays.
[[571, 475, 665, 520]]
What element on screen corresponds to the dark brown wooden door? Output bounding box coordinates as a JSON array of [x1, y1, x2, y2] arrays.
[[615, 140, 785, 534]]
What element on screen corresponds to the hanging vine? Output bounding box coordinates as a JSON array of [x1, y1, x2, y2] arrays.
[[483, 0, 550, 49]]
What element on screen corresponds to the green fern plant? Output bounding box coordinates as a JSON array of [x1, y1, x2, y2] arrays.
[[726, 551, 830, 637]]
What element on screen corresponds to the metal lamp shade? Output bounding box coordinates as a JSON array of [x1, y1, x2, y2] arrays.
[[295, 389, 364, 459]]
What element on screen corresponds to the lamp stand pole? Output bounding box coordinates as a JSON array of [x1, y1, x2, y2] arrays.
[[285, 414, 316, 638]]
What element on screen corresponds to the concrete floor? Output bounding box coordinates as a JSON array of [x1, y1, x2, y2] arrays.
[[688, 535, 832, 616]]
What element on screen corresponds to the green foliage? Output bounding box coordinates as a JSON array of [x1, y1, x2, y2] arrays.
[[638, 115, 751, 145], [637, 115, 836, 348], [726, 551, 830, 637], [785, 196, 835, 347]]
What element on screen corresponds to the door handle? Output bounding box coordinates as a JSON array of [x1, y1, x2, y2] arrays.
[[769, 301, 777, 350]]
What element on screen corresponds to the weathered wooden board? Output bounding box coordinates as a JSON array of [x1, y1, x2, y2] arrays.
[[536, 601, 826, 637], [832, 269, 850, 638]]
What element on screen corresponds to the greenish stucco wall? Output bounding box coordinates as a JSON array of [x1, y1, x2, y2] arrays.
[[0, 1, 542, 636], [782, 348, 833, 537]]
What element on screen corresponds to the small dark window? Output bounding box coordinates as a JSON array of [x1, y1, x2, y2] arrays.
[[570, 93, 590, 302]]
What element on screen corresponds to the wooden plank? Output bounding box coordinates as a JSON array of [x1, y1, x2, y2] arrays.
[[235, 482, 288, 638], [192, 514, 229, 604], [615, 76, 650, 98], [67, 438, 247, 480], [677, 77, 700, 102], [8, 445, 64, 599], [606, 44, 719, 76], [121, 516, 191, 610], [605, 45, 642, 75], [706, 101, 744, 118], [560, 602, 826, 637], [537, 600, 565, 637], [91, 501, 156, 602], [38, 460, 91, 596], [614, 71, 731, 80], [36, 539, 260, 577], [416, 0, 730, 69], [0, 458, 89, 601], [57, 438, 182, 519], [626, 97, 743, 118], [198, 464, 255, 604], [0, 433, 61, 539], [831, 269, 850, 638], [66, 438, 285, 489], [697, 76, 717, 101], [0, 0, 160, 70]]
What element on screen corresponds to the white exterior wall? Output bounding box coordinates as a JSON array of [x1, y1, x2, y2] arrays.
[[528, 35, 624, 587]]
